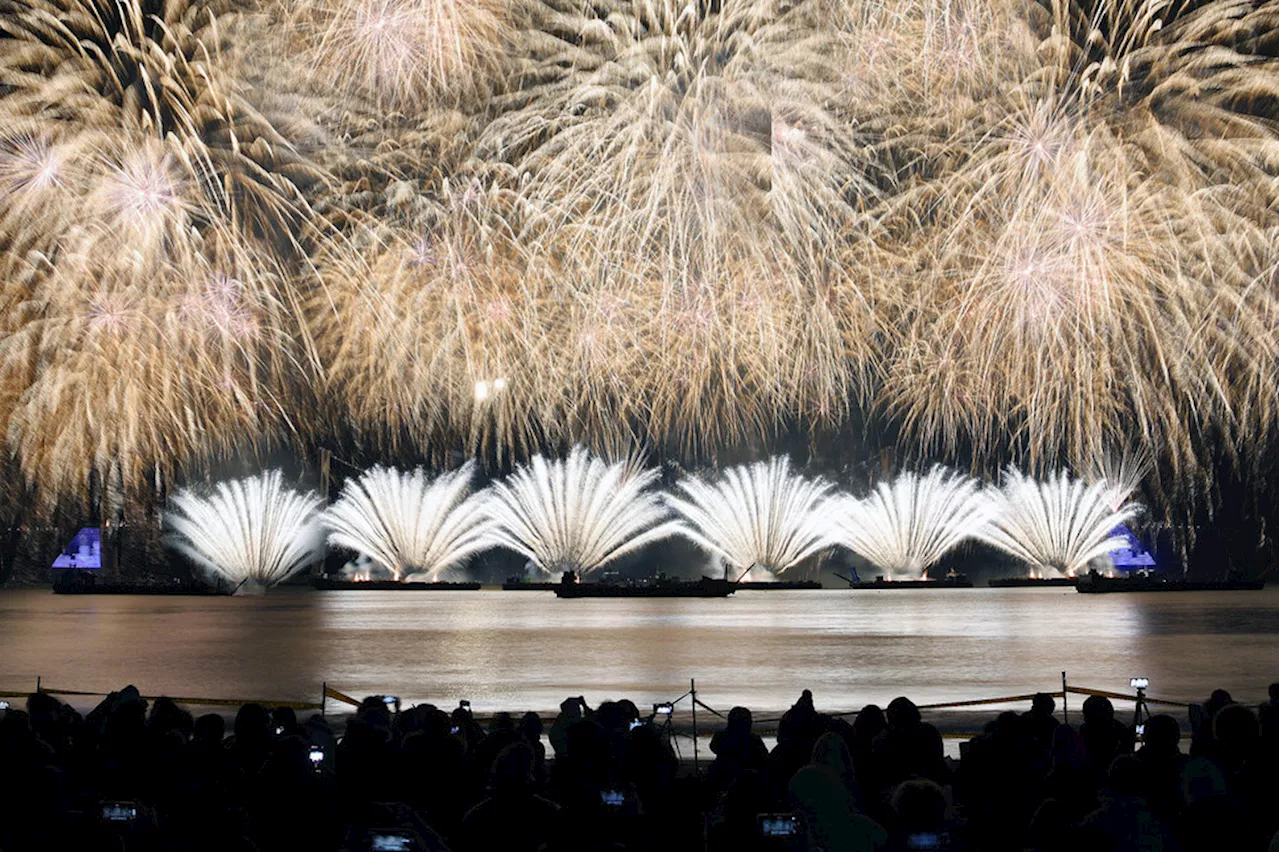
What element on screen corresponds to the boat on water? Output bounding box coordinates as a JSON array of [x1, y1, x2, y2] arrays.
[[835, 569, 974, 590], [311, 576, 481, 591], [988, 577, 1078, 588], [1075, 570, 1265, 594], [553, 571, 735, 598]]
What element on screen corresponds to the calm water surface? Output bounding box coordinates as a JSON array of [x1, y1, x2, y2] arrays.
[[2, 588, 1275, 716]]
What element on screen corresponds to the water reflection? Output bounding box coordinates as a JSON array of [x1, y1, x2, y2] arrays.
[[1, 588, 1274, 716]]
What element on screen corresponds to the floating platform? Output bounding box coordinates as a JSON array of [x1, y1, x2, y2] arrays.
[[52, 572, 225, 596], [554, 574, 735, 598], [844, 573, 974, 590], [734, 580, 823, 590], [311, 577, 482, 591], [988, 577, 1078, 588], [1075, 572, 1265, 594]]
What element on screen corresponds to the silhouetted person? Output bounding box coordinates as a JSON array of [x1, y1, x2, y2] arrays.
[[461, 742, 562, 852], [874, 697, 947, 786], [789, 761, 887, 851], [709, 706, 768, 792], [889, 779, 950, 851], [1189, 688, 1233, 757], [1134, 714, 1185, 820], [1042, 724, 1096, 822], [811, 731, 862, 807], [1079, 696, 1131, 781], [550, 695, 589, 759], [772, 690, 827, 783], [1076, 754, 1180, 851], [519, 711, 548, 786], [1022, 692, 1060, 752]]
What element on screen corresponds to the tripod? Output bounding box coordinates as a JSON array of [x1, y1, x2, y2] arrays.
[[1131, 683, 1151, 748]]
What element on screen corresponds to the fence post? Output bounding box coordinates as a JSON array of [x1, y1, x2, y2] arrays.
[[690, 678, 699, 776], [1061, 671, 1068, 725]]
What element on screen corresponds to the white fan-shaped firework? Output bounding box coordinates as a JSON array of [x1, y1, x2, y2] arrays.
[[165, 471, 323, 587], [321, 462, 491, 581], [979, 468, 1137, 578], [1088, 448, 1153, 512], [833, 467, 992, 579], [482, 446, 680, 575], [667, 456, 836, 579]]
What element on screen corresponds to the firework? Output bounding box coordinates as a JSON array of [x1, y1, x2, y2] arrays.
[[979, 468, 1137, 578], [0, 0, 1270, 562], [281, 0, 509, 112], [0, 0, 319, 510], [667, 456, 836, 579], [165, 470, 324, 587], [833, 467, 991, 579], [481, 446, 681, 575], [321, 463, 491, 580]]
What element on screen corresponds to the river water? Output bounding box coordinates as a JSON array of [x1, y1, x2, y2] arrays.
[[2, 588, 1275, 720]]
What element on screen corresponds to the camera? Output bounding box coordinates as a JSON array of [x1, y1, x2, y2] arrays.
[[101, 802, 138, 823], [758, 814, 798, 836], [653, 702, 673, 715], [1130, 677, 1149, 690], [369, 830, 417, 851], [600, 789, 626, 807]]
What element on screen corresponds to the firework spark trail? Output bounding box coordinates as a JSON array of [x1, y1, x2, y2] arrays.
[[321, 462, 491, 580], [165, 470, 324, 586], [666, 456, 837, 579], [832, 467, 992, 579]]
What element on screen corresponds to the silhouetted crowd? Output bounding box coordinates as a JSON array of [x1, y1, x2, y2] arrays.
[[0, 683, 1275, 851]]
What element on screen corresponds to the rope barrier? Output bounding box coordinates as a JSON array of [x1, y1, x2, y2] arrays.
[[2, 685, 323, 711], [704, 683, 1193, 728], [916, 691, 1066, 710], [1065, 686, 1189, 708], [1, 681, 1192, 717]]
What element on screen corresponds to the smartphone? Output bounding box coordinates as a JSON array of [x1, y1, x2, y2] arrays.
[[600, 789, 625, 807], [459, 700, 471, 710], [382, 696, 398, 707], [101, 802, 138, 823], [309, 745, 324, 765], [450, 725, 461, 735], [905, 832, 947, 850], [653, 702, 673, 715], [0, 700, 9, 711], [758, 814, 797, 836], [275, 725, 285, 735], [629, 719, 643, 730], [369, 831, 415, 851]]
